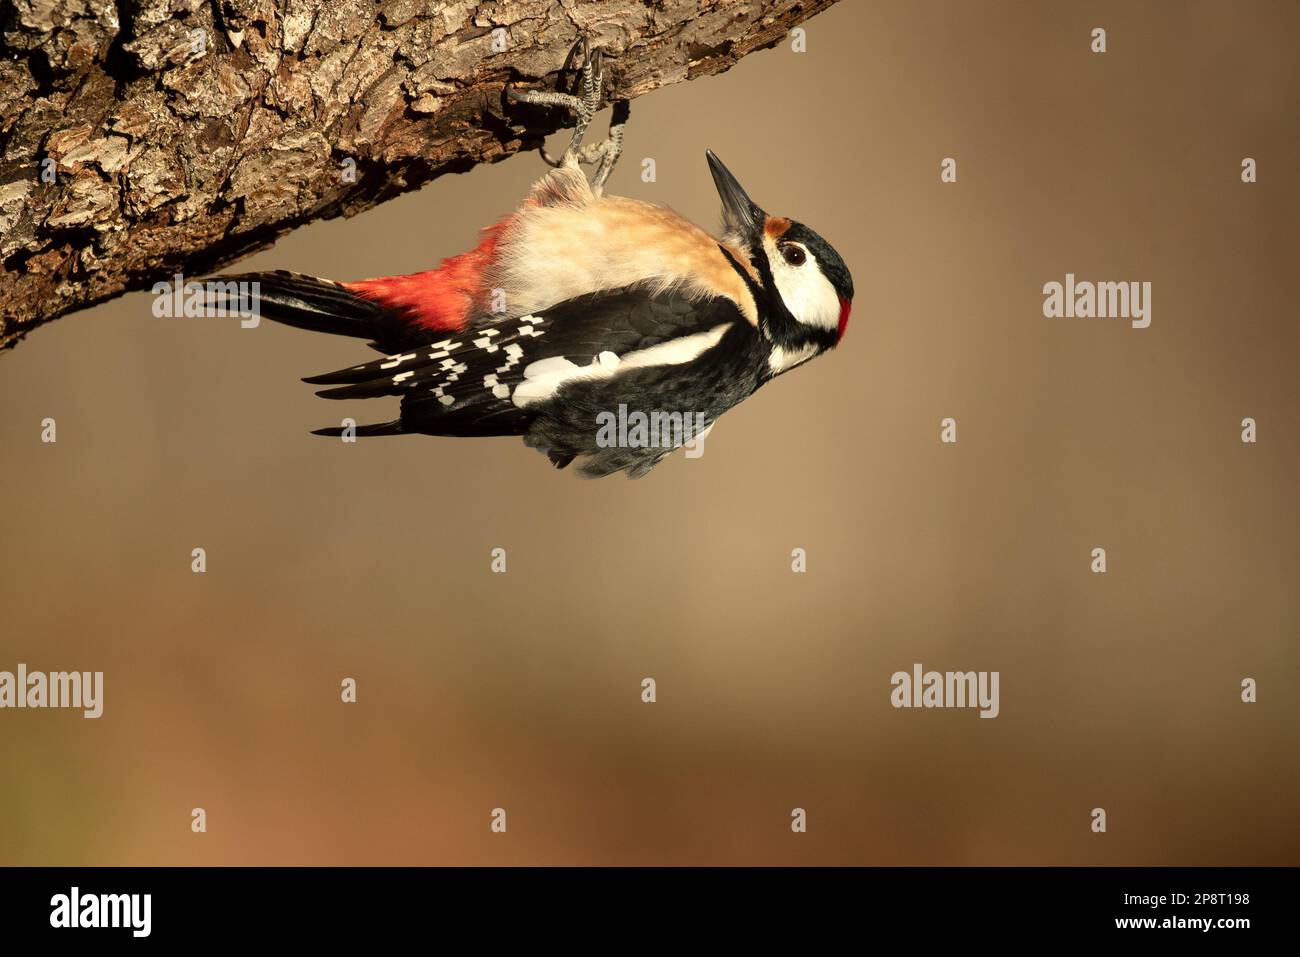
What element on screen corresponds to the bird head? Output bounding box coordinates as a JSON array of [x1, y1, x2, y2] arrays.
[[707, 150, 854, 360]]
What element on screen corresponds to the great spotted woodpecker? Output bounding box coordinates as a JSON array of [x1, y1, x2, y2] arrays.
[[221, 41, 853, 477]]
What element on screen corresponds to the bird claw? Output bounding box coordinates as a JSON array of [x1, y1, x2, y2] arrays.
[[506, 35, 629, 190]]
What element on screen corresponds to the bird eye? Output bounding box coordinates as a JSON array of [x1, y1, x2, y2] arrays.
[[781, 245, 806, 266]]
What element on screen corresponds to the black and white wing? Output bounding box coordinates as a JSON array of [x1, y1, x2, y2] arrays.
[[305, 287, 756, 457]]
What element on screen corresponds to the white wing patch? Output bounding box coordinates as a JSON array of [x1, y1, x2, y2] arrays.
[[511, 323, 733, 408], [427, 360, 468, 406], [426, 339, 462, 361], [484, 342, 527, 400], [415, 316, 548, 405]]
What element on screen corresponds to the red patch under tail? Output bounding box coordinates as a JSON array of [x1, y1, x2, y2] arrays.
[[343, 218, 510, 334]]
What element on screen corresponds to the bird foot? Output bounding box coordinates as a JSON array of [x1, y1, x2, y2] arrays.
[[507, 36, 630, 190]]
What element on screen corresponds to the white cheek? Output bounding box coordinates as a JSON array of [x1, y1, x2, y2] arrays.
[[767, 240, 841, 330]]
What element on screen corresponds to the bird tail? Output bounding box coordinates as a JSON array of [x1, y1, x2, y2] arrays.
[[214, 270, 397, 343]]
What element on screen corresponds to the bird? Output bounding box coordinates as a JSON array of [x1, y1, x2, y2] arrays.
[[216, 39, 854, 478]]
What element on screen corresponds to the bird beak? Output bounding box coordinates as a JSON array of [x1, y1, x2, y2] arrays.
[[706, 150, 765, 242]]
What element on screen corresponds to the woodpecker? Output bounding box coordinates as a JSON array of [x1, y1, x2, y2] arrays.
[[219, 40, 853, 477]]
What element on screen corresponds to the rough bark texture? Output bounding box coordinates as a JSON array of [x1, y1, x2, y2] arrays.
[[0, 0, 836, 350]]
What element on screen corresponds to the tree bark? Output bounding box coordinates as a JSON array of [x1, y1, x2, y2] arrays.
[[0, 0, 836, 350]]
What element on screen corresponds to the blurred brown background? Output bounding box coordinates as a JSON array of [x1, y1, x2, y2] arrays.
[[1, 1, 1297, 865]]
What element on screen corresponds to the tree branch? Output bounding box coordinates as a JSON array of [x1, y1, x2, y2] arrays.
[[0, 0, 837, 351]]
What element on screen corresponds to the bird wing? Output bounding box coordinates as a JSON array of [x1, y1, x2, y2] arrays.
[[305, 286, 749, 438]]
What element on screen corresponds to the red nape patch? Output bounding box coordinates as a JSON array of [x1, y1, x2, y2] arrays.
[[343, 218, 510, 333], [837, 296, 852, 341]]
